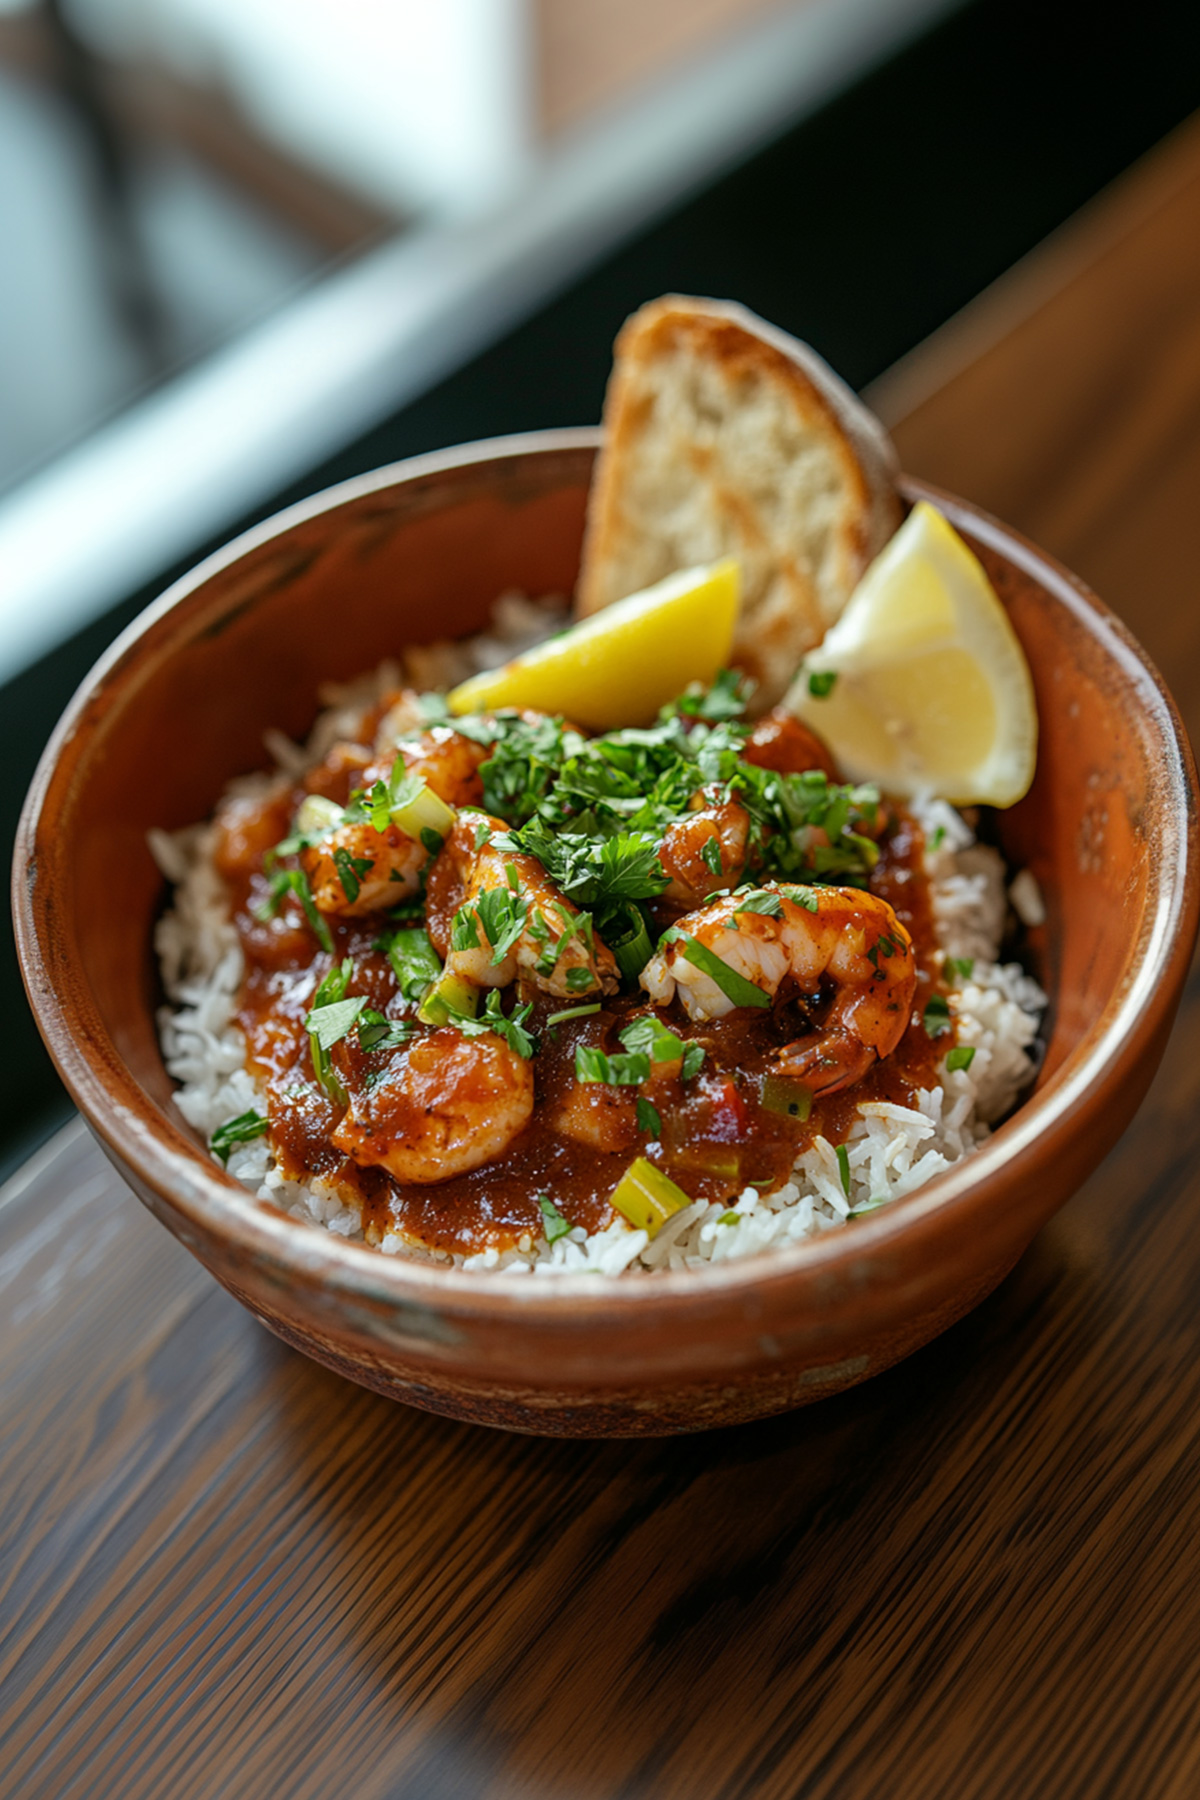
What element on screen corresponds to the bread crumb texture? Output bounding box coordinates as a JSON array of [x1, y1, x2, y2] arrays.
[[578, 298, 902, 706]]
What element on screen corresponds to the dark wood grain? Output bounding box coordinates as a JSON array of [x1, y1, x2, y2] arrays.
[[8, 116, 1200, 1799]]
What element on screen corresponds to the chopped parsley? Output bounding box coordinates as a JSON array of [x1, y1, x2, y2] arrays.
[[667, 667, 751, 722], [947, 956, 975, 981], [733, 888, 783, 918], [807, 669, 838, 699], [451, 886, 529, 966], [537, 1194, 574, 1246], [618, 1014, 704, 1077], [701, 835, 724, 876], [575, 1046, 650, 1086], [333, 845, 374, 903], [923, 994, 952, 1038], [444, 988, 538, 1059], [636, 1098, 662, 1137], [946, 1044, 977, 1072], [254, 868, 334, 955]]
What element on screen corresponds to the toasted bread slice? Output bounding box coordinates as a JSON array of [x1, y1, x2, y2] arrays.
[[577, 297, 902, 707]]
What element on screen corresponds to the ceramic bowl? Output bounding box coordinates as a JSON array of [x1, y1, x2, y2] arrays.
[[13, 431, 1199, 1436]]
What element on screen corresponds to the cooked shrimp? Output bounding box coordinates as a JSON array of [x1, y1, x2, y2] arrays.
[[365, 723, 490, 809], [641, 884, 916, 1095], [743, 709, 840, 781], [331, 1026, 534, 1182], [658, 790, 751, 906], [301, 818, 426, 917], [298, 722, 498, 918], [427, 810, 619, 998]]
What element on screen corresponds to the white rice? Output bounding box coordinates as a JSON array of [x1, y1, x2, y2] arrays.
[[153, 603, 1046, 1277]]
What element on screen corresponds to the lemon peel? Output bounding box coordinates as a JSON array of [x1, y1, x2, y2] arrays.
[[448, 560, 740, 730], [789, 502, 1036, 806]]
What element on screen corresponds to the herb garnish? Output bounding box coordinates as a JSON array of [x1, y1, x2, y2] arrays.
[[946, 1045, 976, 1072], [255, 868, 334, 954], [669, 933, 771, 1010], [538, 1194, 574, 1246], [923, 994, 952, 1038], [636, 1098, 662, 1137], [210, 1110, 268, 1164]]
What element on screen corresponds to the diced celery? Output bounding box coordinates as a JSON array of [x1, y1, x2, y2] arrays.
[[295, 794, 344, 839], [610, 1157, 692, 1239], [760, 1073, 813, 1121], [417, 970, 480, 1027], [391, 784, 456, 842]]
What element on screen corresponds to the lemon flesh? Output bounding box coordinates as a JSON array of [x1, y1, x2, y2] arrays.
[[790, 502, 1037, 806], [448, 560, 740, 731]]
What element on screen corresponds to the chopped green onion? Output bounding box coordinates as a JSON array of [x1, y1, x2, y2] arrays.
[[308, 996, 367, 1052], [848, 1196, 889, 1219], [760, 1073, 813, 1121], [946, 1045, 977, 1072], [356, 1008, 416, 1053], [610, 1157, 692, 1238], [681, 1043, 705, 1081], [923, 994, 952, 1038], [418, 971, 480, 1027], [836, 1142, 852, 1198], [807, 669, 838, 698], [385, 926, 442, 1002], [575, 1046, 650, 1086], [210, 1109, 267, 1164], [565, 967, 598, 994], [947, 956, 975, 980], [717, 1209, 742, 1227], [545, 1003, 602, 1028], [636, 1098, 662, 1137], [305, 985, 365, 1102], [676, 935, 771, 1009], [295, 793, 344, 839], [537, 1194, 574, 1246], [608, 904, 654, 982]]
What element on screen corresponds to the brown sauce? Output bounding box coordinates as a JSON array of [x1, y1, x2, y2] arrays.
[[219, 770, 951, 1257]]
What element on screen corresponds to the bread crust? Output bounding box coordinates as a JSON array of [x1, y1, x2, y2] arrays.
[[577, 297, 902, 706]]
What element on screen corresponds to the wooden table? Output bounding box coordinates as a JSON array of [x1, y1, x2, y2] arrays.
[[6, 114, 1200, 1800]]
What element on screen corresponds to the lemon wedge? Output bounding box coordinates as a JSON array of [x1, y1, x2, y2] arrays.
[[447, 560, 740, 730], [789, 502, 1037, 805]]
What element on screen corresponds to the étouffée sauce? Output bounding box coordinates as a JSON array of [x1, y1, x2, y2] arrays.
[[214, 723, 949, 1255]]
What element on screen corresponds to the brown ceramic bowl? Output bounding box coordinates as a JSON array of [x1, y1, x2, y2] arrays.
[[13, 430, 1199, 1436]]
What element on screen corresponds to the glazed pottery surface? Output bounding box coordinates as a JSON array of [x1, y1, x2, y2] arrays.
[[13, 431, 1199, 1435]]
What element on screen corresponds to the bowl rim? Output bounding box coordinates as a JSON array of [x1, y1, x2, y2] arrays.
[[13, 427, 1200, 1323]]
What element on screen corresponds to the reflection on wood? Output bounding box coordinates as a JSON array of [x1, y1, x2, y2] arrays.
[[7, 115, 1200, 1799]]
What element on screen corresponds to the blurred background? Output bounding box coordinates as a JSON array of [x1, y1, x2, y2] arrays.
[[3, 0, 1199, 1172]]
